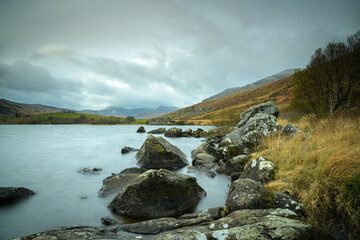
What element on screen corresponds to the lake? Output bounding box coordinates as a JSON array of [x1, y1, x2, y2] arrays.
[[0, 125, 230, 239]]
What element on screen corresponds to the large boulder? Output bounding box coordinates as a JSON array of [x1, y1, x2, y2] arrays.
[[0, 187, 35, 205], [240, 157, 275, 184], [136, 135, 188, 169], [108, 169, 206, 219], [225, 178, 274, 214], [237, 101, 280, 129]]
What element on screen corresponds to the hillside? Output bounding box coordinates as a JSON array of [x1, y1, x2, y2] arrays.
[[0, 99, 72, 119], [202, 69, 298, 102], [154, 75, 295, 125]]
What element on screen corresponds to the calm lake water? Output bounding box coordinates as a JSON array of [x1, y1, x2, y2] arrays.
[[0, 125, 230, 239]]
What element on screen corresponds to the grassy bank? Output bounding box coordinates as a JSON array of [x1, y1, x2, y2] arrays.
[[254, 115, 360, 237], [0, 112, 147, 125]]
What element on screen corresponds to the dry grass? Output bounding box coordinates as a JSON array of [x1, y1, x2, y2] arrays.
[[255, 115, 360, 232]]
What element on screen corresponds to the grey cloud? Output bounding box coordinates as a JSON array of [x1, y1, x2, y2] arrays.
[[0, 61, 84, 93]]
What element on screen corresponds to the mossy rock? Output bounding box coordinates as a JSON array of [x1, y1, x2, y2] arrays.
[[136, 135, 188, 169]]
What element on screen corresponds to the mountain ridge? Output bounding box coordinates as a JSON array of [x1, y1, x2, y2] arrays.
[[202, 68, 298, 102]]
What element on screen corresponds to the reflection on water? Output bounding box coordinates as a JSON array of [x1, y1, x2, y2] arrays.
[[0, 125, 230, 239]]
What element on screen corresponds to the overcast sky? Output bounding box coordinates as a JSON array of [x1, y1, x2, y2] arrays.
[[0, 0, 359, 110]]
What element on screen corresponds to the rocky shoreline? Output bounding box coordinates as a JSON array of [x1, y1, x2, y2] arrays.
[[9, 102, 333, 240]]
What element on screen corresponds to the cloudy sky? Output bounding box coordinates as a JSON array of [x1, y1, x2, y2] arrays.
[[0, 0, 359, 110]]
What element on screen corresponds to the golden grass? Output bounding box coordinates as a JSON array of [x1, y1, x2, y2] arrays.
[[255, 115, 360, 231]]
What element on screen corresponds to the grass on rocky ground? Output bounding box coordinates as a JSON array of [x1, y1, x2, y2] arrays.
[[253, 114, 360, 236]]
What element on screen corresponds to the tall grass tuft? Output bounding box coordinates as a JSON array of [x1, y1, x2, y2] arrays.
[[256, 115, 360, 237]]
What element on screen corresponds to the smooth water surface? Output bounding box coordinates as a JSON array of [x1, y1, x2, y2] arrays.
[[0, 125, 230, 239]]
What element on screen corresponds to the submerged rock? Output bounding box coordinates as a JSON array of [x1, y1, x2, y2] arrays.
[[0, 187, 35, 205], [136, 126, 146, 133], [121, 146, 139, 154], [108, 169, 206, 219], [78, 167, 103, 175], [136, 134, 188, 169], [101, 217, 118, 226]]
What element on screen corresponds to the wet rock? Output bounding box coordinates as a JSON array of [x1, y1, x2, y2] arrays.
[[108, 169, 206, 219], [192, 128, 205, 138], [119, 216, 212, 234], [148, 127, 166, 134], [136, 134, 188, 169], [0, 187, 35, 205], [282, 123, 301, 136], [274, 191, 305, 216], [179, 207, 224, 220], [225, 178, 274, 214], [240, 157, 275, 184], [136, 126, 146, 133], [101, 217, 118, 226], [121, 146, 139, 154], [164, 127, 183, 138], [98, 173, 139, 197], [237, 101, 280, 129], [119, 167, 148, 174], [78, 167, 103, 175], [230, 172, 242, 181]]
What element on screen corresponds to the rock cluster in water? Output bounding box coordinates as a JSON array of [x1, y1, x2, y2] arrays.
[[15, 102, 335, 240]]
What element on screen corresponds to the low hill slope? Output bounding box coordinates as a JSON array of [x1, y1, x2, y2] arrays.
[[156, 75, 294, 125], [202, 69, 297, 102]]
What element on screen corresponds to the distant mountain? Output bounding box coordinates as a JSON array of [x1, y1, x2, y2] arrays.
[[202, 69, 299, 102], [82, 106, 179, 119], [0, 99, 73, 119]]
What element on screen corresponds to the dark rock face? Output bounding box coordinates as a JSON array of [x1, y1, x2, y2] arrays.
[[78, 167, 103, 175], [274, 191, 305, 216], [98, 173, 139, 197], [136, 134, 188, 169], [108, 169, 206, 219], [136, 126, 146, 133], [225, 178, 274, 214], [121, 146, 139, 154], [282, 123, 301, 136], [221, 155, 251, 174], [240, 157, 275, 184], [148, 127, 166, 134], [0, 187, 35, 205]]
